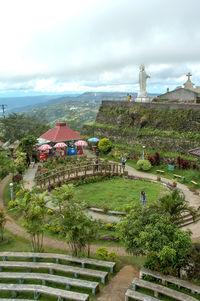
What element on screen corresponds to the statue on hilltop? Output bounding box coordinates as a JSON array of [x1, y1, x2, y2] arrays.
[[135, 64, 151, 102]]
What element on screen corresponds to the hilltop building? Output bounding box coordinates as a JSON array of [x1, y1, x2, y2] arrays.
[[157, 73, 200, 103], [40, 122, 82, 144]]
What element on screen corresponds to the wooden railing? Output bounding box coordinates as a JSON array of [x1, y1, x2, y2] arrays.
[[35, 162, 125, 189]]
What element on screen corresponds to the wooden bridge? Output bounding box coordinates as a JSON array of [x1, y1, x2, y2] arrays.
[[35, 162, 127, 189]]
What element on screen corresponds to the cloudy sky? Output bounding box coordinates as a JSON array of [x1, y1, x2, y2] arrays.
[[0, 0, 200, 96]]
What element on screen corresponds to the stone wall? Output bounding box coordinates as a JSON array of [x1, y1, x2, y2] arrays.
[[101, 100, 200, 110], [82, 101, 200, 155]]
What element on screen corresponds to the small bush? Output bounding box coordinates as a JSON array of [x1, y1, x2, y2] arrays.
[[96, 247, 109, 260], [96, 247, 116, 261], [136, 159, 152, 171], [98, 138, 112, 153], [105, 223, 116, 230]]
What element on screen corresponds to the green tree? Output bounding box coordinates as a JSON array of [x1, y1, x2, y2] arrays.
[[157, 189, 197, 224], [118, 203, 192, 275], [51, 185, 98, 256], [0, 113, 50, 143], [0, 149, 14, 180], [98, 138, 112, 153], [10, 189, 48, 252], [0, 208, 7, 241], [19, 135, 37, 163], [13, 150, 27, 174]]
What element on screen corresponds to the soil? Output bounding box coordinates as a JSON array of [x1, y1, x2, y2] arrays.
[[96, 265, 139, 301]]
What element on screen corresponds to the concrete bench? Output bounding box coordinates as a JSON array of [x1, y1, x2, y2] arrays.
[[125, 289, 158, 301], [0, 252, 115, 273], [0, 272, 99, 296], [132, 278, 197, 301], [0, 283, 89, 301], [191, 180, 198, 185], [156, 170, 164, 174], [0, 299, 34, 301], [173, 174, 185, 181], [0, 261, 108, 284], [140, 267, 200, 294]]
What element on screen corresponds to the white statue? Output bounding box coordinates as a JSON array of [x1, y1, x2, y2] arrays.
[[135, 64, 151, 102], [138, 64, 150, 97]]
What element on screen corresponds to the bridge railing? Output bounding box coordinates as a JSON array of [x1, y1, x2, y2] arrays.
[[35, 162, 125, 189]]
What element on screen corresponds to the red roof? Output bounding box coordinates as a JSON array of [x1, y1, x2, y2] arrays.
[[40, 122, 82, 142]]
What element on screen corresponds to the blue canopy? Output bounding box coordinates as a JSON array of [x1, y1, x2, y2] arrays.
[[88, 138, 99, 142]]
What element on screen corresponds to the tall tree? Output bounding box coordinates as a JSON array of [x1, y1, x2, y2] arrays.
[[19, 135, 37, 163], [10, 189, 48, 252], [0, 113, 50, 143], [0, 149, 14, 180], [51, 185, 98, 256], [118, 203, 192, 275]]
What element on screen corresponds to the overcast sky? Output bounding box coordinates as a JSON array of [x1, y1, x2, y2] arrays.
[[0, 0, 200, 96]]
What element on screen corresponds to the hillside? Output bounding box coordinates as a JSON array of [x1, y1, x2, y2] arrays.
[[23, 92, 140, 131], [82, 101, 200, 155]]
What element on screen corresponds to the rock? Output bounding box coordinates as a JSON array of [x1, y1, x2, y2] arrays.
[[100, 234, 116, 241]]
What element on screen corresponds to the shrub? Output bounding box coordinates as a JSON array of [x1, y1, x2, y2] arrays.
[[105, 223, 116, 230], [96, 247, 109, 260], [96, 247, 116, 261], [108, 251, 116, 261], [98, 138, 112, 153], [136, 159, 152, 171], [12, 174, 23, 183]]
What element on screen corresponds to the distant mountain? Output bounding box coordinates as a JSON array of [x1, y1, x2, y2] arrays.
[[2, 91, 159, 132], [0, 94, 80, 116]]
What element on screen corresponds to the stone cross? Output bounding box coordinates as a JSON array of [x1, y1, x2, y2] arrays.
[[186, 72, 192, 81]]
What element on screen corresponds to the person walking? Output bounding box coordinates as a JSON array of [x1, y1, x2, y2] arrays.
[[94, 157, 99, 171], [141, 191, 146, 205], [121, 156, 126, 168]]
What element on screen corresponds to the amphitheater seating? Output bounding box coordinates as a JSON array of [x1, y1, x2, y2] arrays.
[[0, 272, 99, 296], [0, 252, 116, 300], [132, 278, 197, 301], [125, 289, 158, 300], [0, 252, 115, 273], [0, 284, 89, 301], [140, 267, 200, 294], [0, 261, 108, 284]]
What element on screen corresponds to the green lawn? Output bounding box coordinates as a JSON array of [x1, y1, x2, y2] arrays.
[[99, 153, 200, 189], [74, 177, 168, 211]]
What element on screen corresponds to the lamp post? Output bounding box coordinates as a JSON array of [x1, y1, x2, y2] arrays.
[[9, 183, 14, 201], [142, 145, 146, 160]]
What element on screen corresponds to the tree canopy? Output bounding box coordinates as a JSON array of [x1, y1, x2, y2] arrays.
[[118, 200, 193, 275], [51, 184, 98, 256], [0, 113, 50, 143]]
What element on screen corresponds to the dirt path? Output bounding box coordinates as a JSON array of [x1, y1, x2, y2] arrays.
[[96, 265, 139, 301]]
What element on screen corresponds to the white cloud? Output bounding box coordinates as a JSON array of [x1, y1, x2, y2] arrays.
[[0, 0, 200, 95]]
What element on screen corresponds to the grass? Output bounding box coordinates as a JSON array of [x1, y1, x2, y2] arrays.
[[99, 153, 200, 189], [74, 177, 168, 212], [126, 160, 200, 188], [0, 229, 142, 301]]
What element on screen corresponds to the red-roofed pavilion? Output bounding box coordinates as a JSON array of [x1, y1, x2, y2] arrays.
[[40, 122, 82, 143]]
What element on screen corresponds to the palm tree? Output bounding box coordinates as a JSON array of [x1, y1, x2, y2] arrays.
[[158, 189, 197, 224]]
